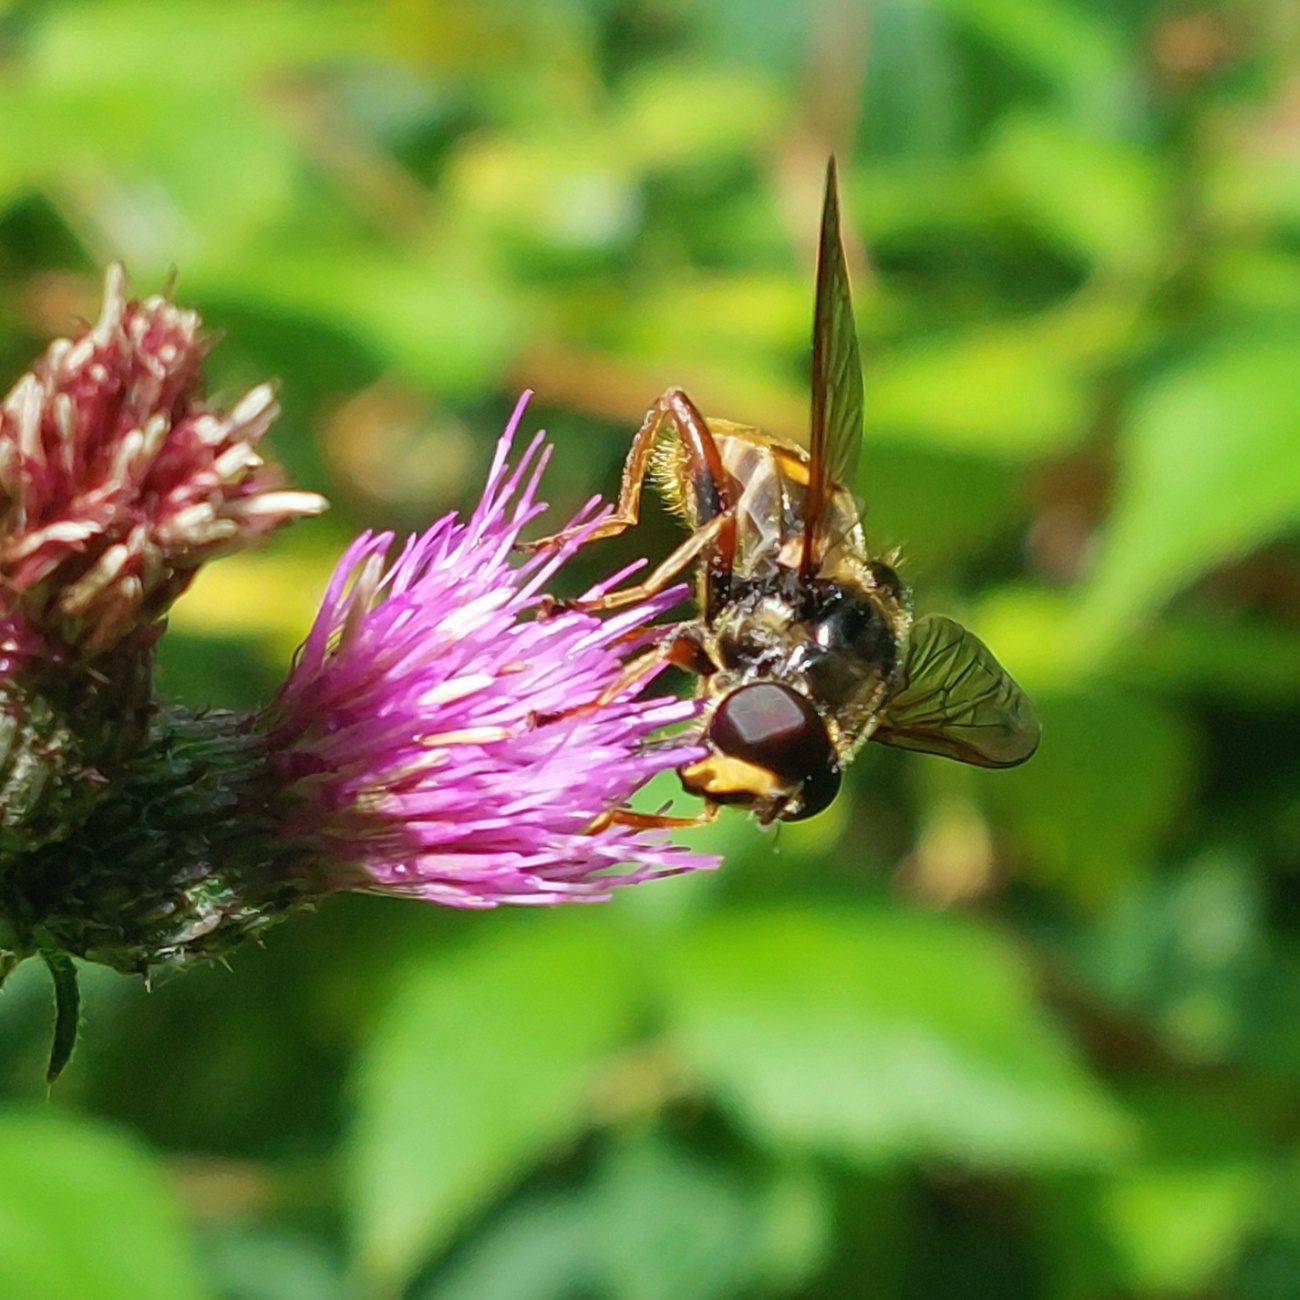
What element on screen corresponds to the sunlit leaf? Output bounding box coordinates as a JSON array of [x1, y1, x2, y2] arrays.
[[1102, 1162, 1261, 1293], [864, 323, 1092, 457], [618, 66, 788, 168], [973, 689, 1196, 904], [451, 135, 642, 256], [939, 0, 1131, 124], [976, 586, 1300, 703], [1210, 248, 1300, 322], [1075, 337, 1300, 659], [169, 554, 334, 666], [190, 244, 523, 396], [1207, 136, 1300, 234], [426, 1136, 829, 1300], [0, 1110, 208, 1300], [660, 907, 1130, 1168], [1096, 1091, 1264, 1293], [986, 113, 1165, 275], [26, 0, 385, 88], [346, 916, 638, 1292]]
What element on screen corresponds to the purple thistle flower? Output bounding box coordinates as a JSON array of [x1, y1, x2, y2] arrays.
[[0, 266, 325, 654], [259, 393, 714, 908], [0, 310, 719, 1078]]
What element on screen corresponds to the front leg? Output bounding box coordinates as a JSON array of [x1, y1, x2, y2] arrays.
[[586, 803, 719, 833], [529, 626, 705, 726]]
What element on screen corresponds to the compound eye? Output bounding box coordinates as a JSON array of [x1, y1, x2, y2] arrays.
[[708, 682, 840, 820]]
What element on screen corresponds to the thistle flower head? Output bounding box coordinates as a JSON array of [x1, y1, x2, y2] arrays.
[[261, 394, 712, 907], [0, 266, 325, 653]]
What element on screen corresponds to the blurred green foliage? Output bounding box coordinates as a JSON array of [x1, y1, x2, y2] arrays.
[[0, 0, 1299, 1296]]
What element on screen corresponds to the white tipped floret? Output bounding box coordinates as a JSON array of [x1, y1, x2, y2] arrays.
[[61, 542, 131, 611], [14, 376, 44, 462], [110, 427, 146, 484], [213, 443, 262, 481], [0, 266, 314, 650], [64, 336, 96, 373], [43, 338, 72, 374], [168, 502, 216, 537], [93, 264, 128, 343], [54, 392, 77, 446], [140, 412, 170, 460], [229, 383, 277, 430], [191, 413, 226, 447], [227, 490, 328, 520], [10, 519, 99, 559]]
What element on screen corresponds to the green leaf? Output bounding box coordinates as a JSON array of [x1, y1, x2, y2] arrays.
[[0, 1109, 208, 1300], [345, 915, 639, 1292], [27, 0, 385, 89], [939, 0, 1131, 123], [587, 1139, 828, 1300], [974, 586, 1300, 704], [617, 66, 788, 168], [860, 0, 960, 161], [41, 948, 80, 1083], [986, 113, 1165, 275], [660, 907, 1130, 1168], [420, 1195, 589, 1300], [973, 689, 1196, 904], [198, 1225, 345, 1300], [864, 322, 1092, 457], [427, 1136, 830, 1300], [859, 445, 1025, 580], [190, 243, 522, 396], [451, 134, 642, 256], [1083, 851, 1263, 1063], [1094, 1091, 1265, 1293], [1207, 138, 1300, 234], [1075, 337, 1300, 660], [1102, 1162, 1261, 1293]]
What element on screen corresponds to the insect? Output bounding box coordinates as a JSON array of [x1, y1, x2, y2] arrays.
[[531, 156, 1039, 824]]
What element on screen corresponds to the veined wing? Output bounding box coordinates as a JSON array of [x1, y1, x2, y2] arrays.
[[802, 155, 864, 578], [872, 615, 1040, 767]]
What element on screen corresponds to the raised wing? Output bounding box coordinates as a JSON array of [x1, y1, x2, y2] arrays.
[[802, 155, 865, 578], [872, 615, 1040, 767]]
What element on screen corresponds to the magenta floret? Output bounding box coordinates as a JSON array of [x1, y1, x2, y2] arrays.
[[263, 394, 713, 907]]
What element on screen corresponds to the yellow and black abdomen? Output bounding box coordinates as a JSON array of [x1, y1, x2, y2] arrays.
[[649, 419, 816, 580]]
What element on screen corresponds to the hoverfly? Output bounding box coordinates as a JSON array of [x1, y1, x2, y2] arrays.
[[531, 157, 1039, 824]]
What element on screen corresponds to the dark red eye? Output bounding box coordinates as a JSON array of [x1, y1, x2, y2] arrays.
[[707, 682, 841, 820]]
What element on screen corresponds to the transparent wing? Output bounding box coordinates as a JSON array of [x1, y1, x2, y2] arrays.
[[872, 615, 1040, 767], [802, 155, 864, 577]]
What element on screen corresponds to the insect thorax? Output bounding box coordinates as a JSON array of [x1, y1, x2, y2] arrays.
[[703, 567, 906, 757]]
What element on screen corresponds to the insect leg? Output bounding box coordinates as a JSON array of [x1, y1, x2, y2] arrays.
[[520, 387, 736, 557], [531, 628, 703, 725], [586, 803, 719, 833], [546, 509, 731, 614]]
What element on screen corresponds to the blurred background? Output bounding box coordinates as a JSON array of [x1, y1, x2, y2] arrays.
[[0, 0, 1298, 1297]]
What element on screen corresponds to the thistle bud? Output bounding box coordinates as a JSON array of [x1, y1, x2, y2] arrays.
[[0, 266, 325, 655], [0, 269, 325, 857]]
